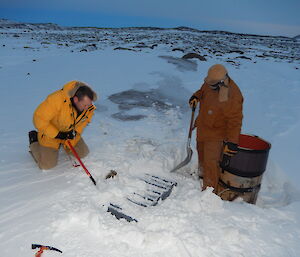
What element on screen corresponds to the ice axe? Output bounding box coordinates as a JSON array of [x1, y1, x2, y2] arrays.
[[32, 244, 62, 257], [170, 105, 196, 172], [66, 140, 97, 186], [64, 146, 80, 167]]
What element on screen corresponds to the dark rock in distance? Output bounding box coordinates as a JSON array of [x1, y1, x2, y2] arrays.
[[182, 53, 207, 61]]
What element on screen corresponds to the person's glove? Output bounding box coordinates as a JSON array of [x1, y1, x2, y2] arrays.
[[55, 130, 76, 140], [189, 95, 198, 108], [223, 142, 238, 156]]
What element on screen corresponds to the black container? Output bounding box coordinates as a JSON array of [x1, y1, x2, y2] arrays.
[[220, 134, 271, 177], [217, 134, 271, 204]]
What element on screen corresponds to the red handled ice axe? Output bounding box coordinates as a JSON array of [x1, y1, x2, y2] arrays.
[[64, 146, 80, 167], [32, 244, 62, 257], [66, 140, 97, 186]]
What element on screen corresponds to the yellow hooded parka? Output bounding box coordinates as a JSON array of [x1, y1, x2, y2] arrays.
[[33, 81, 96, 149]]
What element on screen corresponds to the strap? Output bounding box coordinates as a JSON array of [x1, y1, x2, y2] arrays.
[[218, 179, 261, 193]]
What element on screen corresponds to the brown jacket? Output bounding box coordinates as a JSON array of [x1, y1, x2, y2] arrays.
[[193, 78, 243, 144]]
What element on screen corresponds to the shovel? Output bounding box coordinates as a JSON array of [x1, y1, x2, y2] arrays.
[[170, 106, 196, 172]]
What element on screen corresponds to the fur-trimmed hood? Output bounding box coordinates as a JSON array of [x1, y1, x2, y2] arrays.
[[63, 81, 98, 101]]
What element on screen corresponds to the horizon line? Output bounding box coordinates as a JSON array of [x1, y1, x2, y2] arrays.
[[1, 17, 299, 39]]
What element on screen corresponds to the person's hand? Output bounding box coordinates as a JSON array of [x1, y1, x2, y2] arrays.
[[189, 95, 198, 108], [55, 130, 75, 140], [223, 142, 238, 156]]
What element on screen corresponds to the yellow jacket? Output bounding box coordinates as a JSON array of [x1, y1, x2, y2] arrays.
[[33, 81, 96, 149]]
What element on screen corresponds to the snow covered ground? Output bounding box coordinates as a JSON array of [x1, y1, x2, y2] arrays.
[[0, 20, 300, 257]]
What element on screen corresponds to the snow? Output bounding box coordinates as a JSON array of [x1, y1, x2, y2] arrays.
[[0, 23, 300, 257]]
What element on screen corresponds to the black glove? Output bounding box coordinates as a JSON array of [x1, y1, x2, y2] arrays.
[[189, 95, 198, 108], [223, 142, 238, 156], [55, 130, 75, 140]]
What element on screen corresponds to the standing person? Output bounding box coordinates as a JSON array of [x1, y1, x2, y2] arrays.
[[28, 81, 97, 170], [189, 64, 243, 192]]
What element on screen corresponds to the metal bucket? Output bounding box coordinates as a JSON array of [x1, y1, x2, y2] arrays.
[[217, 134, 271, 204]]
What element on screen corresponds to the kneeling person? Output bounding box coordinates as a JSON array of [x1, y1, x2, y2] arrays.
[[29, 81, 97, 170]]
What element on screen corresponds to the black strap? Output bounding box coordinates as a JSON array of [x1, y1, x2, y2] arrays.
[[219, 179, 261, 193]]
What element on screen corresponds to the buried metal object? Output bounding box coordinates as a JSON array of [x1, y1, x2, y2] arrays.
[[107, 174, 177, 222]]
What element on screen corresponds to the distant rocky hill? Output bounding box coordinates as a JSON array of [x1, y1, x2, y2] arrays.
[[1, 18, 299, 66], [0, 18, 62, 30]]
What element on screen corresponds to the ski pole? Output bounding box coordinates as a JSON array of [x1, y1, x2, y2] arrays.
[[32, 244, 62, 257], [66, 140, 97, 186]]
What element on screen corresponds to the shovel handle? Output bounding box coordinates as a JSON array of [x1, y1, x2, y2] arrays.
[[188, 106, 196, 140]]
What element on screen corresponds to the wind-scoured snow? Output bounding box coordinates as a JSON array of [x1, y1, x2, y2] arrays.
[[0, 20, 300, 257]]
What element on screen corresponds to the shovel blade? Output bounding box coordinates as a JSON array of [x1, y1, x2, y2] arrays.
[[170, 148, 193, 172]]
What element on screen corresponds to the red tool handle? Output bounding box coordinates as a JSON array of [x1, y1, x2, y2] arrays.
[[66, 140, 97, 185], [35, 248, 45, 257]]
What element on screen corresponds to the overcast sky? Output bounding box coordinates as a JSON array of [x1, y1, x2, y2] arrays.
[[0, 0, 299, 37]]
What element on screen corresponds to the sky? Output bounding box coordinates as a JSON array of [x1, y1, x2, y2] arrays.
[[0, 0, 300, 37]]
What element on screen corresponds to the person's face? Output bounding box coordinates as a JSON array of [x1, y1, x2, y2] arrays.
[[73, 96, 92, 112]]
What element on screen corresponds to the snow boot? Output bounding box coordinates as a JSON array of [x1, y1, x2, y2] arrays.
[[28, 130, 38, 145]]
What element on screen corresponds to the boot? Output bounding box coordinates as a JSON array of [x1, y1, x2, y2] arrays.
[[28, 130, 38, 145]]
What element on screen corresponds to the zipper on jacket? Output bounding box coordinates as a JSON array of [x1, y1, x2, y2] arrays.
[[75, 109, 88, 125]]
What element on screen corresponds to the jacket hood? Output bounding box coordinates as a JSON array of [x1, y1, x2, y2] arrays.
[[62, 81, 98, 101]]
